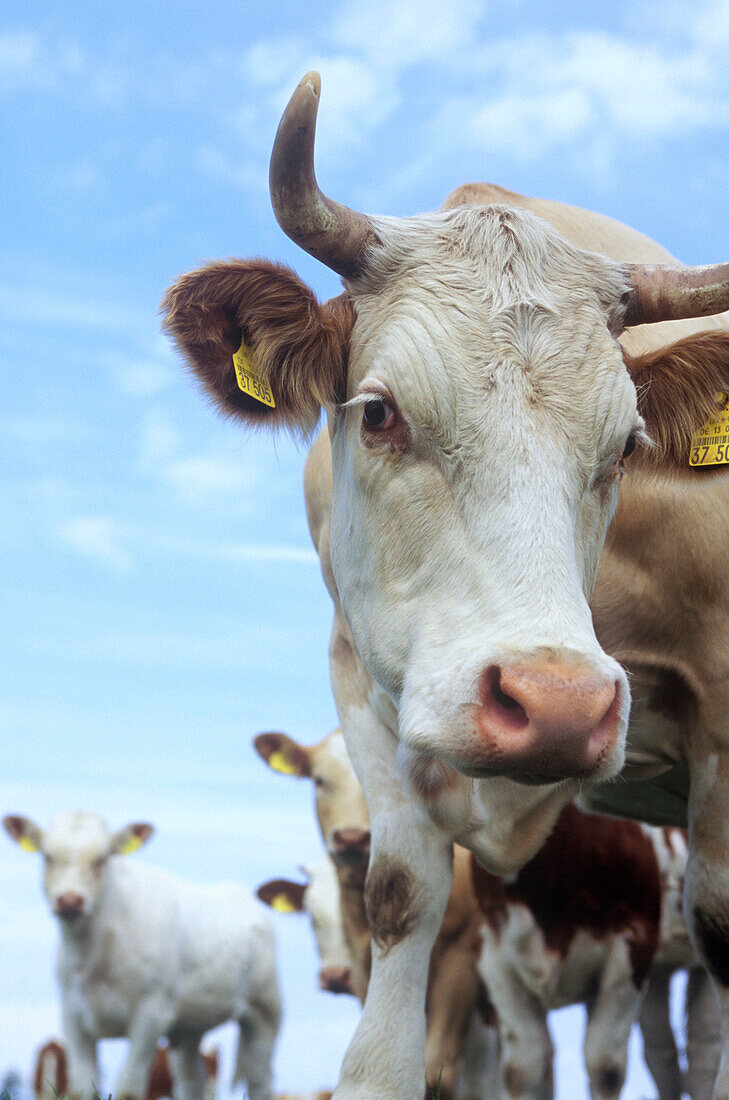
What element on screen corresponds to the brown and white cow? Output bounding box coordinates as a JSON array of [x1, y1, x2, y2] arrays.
[[471, 805, 720, 1100], [163, 72, 729, 1099]]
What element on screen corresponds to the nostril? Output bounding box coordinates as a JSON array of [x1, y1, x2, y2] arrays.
[[481, 666, 529, 730]]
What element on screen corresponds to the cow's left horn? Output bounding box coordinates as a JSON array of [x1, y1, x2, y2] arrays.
[[623, 262, 729, 327], [269, 71, 379, 279]]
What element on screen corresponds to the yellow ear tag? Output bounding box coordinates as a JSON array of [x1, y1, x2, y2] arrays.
[[268, 750, 297, 775], [19, 835, 39, 852], [232, 339, 275, 409], [119, 834, 144, 855], [690, 392, 729, 466], [271, 893, 298, 913]]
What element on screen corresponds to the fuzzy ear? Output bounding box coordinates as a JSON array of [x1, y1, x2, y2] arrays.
[[257, 878, 307, 912], [3, 814, 43, 852], [625, 331, 729, 472], [161, 260, 354, 437], [253, 731, 312, 778], [111, 822, 154, 855]]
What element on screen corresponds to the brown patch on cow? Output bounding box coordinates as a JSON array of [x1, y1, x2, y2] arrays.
[[693, 906, 729, 986], [623, 330, 729, 474], [34, 1040, 67, 1098], [365, 856, 419, 952], [161, 261, 354, 437], [471, 804, 661, 987], [408, 754, 460, 802], [253, 731, 312, 778]]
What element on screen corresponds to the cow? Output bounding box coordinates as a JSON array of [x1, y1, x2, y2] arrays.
[[257, 857, 356, 995], [33, 1040, 67, 1100], [32, 1038, 219, 1100], [4, 812, 280, 1100], [254, 730, 371, 1000], [471, 804, 720, 1100], [639, 827, 720, 1100], [254, 730, 484, 1098], [161, 71, 729, 1099]]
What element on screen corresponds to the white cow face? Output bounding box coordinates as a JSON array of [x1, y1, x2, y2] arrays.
[[327, 208, 636, 784], [258, 858, 354, 994], [3, 812, 153, 923]]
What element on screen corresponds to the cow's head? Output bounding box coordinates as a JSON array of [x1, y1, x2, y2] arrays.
[[163, 72, 729, 788], [3, 812, 153, 923], [257, 858, 355, 995], [253, 729, 370, 867]]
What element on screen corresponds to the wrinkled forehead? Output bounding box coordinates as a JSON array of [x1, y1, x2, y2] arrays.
[[44, 812, 110, 859], [348, 206, 634, 445]]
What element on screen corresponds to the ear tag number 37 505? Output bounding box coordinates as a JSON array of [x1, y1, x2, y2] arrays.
[[690, 392, 729, 467], [232, 339, 276, 409]]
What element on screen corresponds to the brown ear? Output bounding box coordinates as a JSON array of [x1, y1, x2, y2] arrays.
[[625, 331, 729, 472], [253, 731, 312, 778], [256, 878, 307, 912], [3, 814, 42, 851], [161, 260, 353, 437]]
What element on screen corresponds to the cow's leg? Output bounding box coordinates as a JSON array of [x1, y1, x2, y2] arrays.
[[333, 801, 454, 1100], [64, 1014, 98, 1100], [168, 1036, 206, 1100], [236, 1000, 279, 1100], [117, 1002, 173, 1100], [686, 738, 729, 1100], [685, 966, 721, 1100], [329, 617, 455, 1100], [583, 936, 643, 1100], [423, 935, 480, 1099], [455, 1011, 502, 1100], [476, 937, 553, 1100], [638, 965, 683, 1100]]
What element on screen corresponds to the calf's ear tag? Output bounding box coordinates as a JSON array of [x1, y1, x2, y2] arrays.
[[19, 836, 39, 852], [268, 749, 296, 775], [232, 339, 276, 409], [119, 834, 144, 855], [690, 391, 729, 467], [271, 893, 297, 913]]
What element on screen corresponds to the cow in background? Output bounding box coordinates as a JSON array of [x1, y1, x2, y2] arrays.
[[254, 730, 483, 1099], [163, 71, 729, 1100], [6, 812, 280, 1100], [639, 828, 720, 1100], [257, 858, 355, 995], [32, 1039, 219, 1100]]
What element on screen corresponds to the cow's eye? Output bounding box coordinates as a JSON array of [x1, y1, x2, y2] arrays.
[[622, 433, 637, 459], [362, 398, 395, 430], [92, 858, 105, 874]]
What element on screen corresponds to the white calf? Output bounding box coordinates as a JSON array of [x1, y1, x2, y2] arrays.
[[5, 812, 280, 1100], [257, 858, 355, 995]]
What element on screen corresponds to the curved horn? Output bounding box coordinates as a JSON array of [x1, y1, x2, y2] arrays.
[[623, 262, 729, 327], [269, 72, 378, 279]]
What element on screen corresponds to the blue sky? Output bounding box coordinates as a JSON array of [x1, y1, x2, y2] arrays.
[[2, 0, 728, 1094]]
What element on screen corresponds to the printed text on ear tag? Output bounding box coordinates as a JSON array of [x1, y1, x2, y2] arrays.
[[232, 339, 275, 408], [690, 392, 729, 466], [268, 750, 296, 775], [271, 894, 298, 913]]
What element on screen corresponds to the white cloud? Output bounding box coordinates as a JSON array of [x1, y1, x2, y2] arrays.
[[160, 454, 257, 504], [58, 516, 134, 572]]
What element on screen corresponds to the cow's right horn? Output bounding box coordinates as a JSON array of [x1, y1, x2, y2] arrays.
[[623, 261, 729, 327], [269, 71, 379, 280]]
